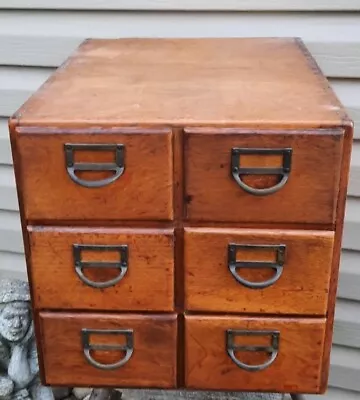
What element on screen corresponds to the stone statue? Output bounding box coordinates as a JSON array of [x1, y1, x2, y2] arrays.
[[0, 279, 54, 400]]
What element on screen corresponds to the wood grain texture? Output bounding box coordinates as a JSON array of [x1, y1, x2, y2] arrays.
[[28, 226, 175, 311], [8, 116, 47, 382], [185, 128, 343, 225], [12, 38, 349, 128], [320, 124, 354, 391], [184, 228, 334, 315], [185, 315, 326, 393], [8, 38, 354, 393], [39, 312, 178, 387], [14, 128, 173, 221]]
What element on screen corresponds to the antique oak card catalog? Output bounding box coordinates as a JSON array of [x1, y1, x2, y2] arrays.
[[9, 38, 353, 394]]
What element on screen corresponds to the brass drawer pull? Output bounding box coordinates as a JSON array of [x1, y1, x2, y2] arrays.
[[228, 244, 286, 289], [64, 143, 125, 188], [73, 244, 128, 289], [231, 148, 292, 196], [82, 328, 133, 370], [226, 329, 279, 372]]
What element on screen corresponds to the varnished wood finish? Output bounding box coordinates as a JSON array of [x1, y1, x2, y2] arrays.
[[39, 312, 177, 387], [185, 315, 326, 393], [320, 123, 354, 391], [9, 38, 353, 393], [8, 117, 47, 382], [184, 228, 334, 315], [185, 128, 343, 224], [13, 38, 347, 128], [28, 226, 175, 311], [14, 128, 173, 221]]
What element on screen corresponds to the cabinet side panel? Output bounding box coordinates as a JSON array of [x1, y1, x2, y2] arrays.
[[321, 124, 354, 392], [8, 118, 47, 383]]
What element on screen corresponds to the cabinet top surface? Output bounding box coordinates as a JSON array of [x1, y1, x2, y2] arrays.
[[13, 38, 350, 128]]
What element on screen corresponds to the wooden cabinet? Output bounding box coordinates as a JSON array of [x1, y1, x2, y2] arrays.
[[10, 38, 353, 394]]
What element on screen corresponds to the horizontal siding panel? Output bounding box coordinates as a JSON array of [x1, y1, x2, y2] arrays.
[[0, 118, 12, 164], [1, 37, 360, 79], [0, 36, 82, 68], [307, 42, 360, 79], [334, 299, 360, 348], [307, 387, 360, 400], [331, 80, 360, 140], [0, 210, 23, 253], [347, 107, 360, 140], [332, 80, 360, 110], [338, 251, 360, 301], [0, 66, 53, 117], [0, 12, 359, 41], [349, 142, 360, 197], [2, 0, 360, 11], [329, 345, 360, 392], [343, 198, 360, 251], [0, 166, 17, 211], [0, 251, 26, 280]]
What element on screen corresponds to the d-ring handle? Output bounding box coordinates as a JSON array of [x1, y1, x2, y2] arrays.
[[228, 244, 286, 289], [226, 329, 279, 372], [82, 328, 133, 370], [231, 148, 292, 196], [73, 244, 128, 289], [65, 143, 125, 188]]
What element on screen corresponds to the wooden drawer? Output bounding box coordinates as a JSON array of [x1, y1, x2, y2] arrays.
[[184, 128, 343, 224], [184, 228, 334, 315], [15, 128, 173, 221], [185, 315, 326, 393], [29, 227, 174, 311], [39, 312, 177, 387]]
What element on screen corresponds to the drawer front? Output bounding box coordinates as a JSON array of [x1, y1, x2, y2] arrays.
[[184, 228, 334, 315], [185, 315, 326, 393], [16, 129, 173, 221], [185, 129, 343, 224], [29, 227, 174, 311], [39, 312, 177, 387]]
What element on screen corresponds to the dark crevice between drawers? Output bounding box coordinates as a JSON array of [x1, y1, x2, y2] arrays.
[[183, 220, 335, 231], [184, 310, 327, 319], [177, 313, 185, 388], [26, 219, 175, 228], [36, 308, 178, 315]]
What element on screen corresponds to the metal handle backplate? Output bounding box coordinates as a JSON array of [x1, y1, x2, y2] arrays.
[[226, 329, 279, 372], [73, 244, 128, 289], [65, 143, 125, 188], [231, 148, 292, 196], [228, 243, 286, 289], [82, 328, 133, 370]]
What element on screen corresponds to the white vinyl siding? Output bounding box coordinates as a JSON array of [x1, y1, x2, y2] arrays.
[[0, 4, 359, 399]]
